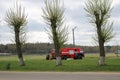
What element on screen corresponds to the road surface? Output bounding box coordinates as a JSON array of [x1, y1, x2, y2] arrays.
[[0, 72, 120, 80]]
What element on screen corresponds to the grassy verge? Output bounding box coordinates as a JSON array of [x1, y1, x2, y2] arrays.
[[0, 54, 120, 72]]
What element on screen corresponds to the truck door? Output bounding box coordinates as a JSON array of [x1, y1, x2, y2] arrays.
[[69, 50, 74, 58]]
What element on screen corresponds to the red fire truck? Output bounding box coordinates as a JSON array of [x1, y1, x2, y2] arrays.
[[46, 48, 84, 60]]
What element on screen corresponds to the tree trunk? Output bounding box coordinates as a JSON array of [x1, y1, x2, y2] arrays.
[[99, 40, 105, 66], [53, 31, 62, 66], [97, 27, 105, 66], [56, 56, 62, 66], [99, 56, 105, 66], [15, 30, 25, 66], [52, 25, 62, 66], [18, 56, 25, 66]]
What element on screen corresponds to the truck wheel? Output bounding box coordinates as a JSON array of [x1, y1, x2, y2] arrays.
[[78, 55, 82, 59], [64, 56, 67, 60], [62, 56, 65, 60], [46, 55, 50, 60]]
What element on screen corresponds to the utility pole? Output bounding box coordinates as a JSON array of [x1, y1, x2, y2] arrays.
[[72, 27, 76, 47]]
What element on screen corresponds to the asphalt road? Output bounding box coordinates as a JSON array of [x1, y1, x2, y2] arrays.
[[0, 72, 120, 80]]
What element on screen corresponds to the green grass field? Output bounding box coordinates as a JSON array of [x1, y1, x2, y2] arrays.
[[0, 53, 120, 72]]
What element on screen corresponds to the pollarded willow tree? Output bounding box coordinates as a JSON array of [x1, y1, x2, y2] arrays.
[[42, 0, 68, 66], [5, 2, 27, 66], [46, 25, 69, 48], [85, 0, 114, 65]]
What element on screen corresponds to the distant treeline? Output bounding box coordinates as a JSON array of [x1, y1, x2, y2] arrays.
[[0, 43, 119, 54]]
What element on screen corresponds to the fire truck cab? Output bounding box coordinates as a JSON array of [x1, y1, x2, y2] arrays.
[[46, 48, 84, 60]]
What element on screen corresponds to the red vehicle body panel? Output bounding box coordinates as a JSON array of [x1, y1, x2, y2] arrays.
[[47, 48, 84, 60], [60, 48, 81, 58]]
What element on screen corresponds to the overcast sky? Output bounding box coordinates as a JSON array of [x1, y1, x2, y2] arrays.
[[0, 0, 120, 46]]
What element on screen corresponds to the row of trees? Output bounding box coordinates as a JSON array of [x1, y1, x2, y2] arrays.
[[0, 43, 118, 54], [42, 0, 114, 66], [1, 0, 114, 66], [3, 0, 68, 66]]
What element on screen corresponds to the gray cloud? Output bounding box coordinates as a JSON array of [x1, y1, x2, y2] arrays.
[[0, 0, 120, 46], [27, 19, 45, 32]]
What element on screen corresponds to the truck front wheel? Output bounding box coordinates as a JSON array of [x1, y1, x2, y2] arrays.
[[62, 56, 67, 60], [78, 55, 82, 59]]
